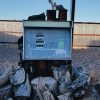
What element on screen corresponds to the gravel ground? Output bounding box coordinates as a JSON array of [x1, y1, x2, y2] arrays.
[[0, 46, 100, 99], [0, 47, 20, 66], [72, 47, 100, 84], [0, 47, 100, 83]]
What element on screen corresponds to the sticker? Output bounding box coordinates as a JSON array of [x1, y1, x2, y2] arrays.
[[58, 39, 64, 49]]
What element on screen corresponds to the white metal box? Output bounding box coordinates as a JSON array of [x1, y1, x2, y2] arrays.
[[23, 21, 72, 60]]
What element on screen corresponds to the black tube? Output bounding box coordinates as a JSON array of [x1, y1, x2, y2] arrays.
[[71, 0, 76, 22]]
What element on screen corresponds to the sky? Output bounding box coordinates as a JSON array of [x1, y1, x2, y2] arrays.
[[0, 0, 100, 22]]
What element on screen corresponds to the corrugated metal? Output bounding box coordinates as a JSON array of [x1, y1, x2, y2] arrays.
[[0, 20, 23, 43], [0, 20, 100, 47], [74, 22, 100, 47]]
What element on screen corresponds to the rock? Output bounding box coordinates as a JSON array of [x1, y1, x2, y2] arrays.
[[81, 85, 100, 100], [0, 84, 12, 100], [0, 63, 12, 87], [68, 75, 90, 91], [31, 77, 57, 95], [57, 92, 73, 100], [53, 65, 71, 94], [10, 67, 25, 85], [0, 46, 100, 100], [72, 65, 88, 79], [32, 94, 40, 100], [68, 66, 90, 98], [31, 77, 47, 100], [73, 89, 86, 98], [58, 71, 71, 94], [72, 47, 100, 83], [7, 97, 13, 100], [53, 65, 68, 81], [43, 91, 55, 100], [43, 77, 57, 95], [31, 77, 57, 100], [14, 74, 31, 97]]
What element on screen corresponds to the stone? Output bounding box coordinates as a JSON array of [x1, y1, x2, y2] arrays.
[[10, 67, 25, 85], [53, 65, 71, 94], [0, 84, 12, 100], [31, 77, 57, 95], [68, 66, 90, 98], [43, 91, 55, 100], [57, 92, 73, 100], [14, 74, 31, 97]]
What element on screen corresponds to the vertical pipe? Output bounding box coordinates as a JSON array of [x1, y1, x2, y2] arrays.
[[71, 0, 76, 22], [71, 0, 76, 45]]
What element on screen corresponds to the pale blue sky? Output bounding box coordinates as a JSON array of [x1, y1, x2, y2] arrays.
[[0, 0, 100, 22]]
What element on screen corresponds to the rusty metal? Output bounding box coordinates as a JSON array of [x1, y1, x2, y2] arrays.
[[47, 10, 56, 21], [58, 10, 67, 21]]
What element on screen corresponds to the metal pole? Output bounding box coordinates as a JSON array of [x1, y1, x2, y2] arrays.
[[71, 0, 76, 45], [71, 0, 76, 22]]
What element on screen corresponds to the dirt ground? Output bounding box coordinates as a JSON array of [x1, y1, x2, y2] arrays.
[[0, 46, 100, 100], [0, 47, 100, 83], [72, 47, 100, 84]]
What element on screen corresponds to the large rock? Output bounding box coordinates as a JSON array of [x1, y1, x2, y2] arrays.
[[69, 75, 90, 91], [53, 65, 71, 94], [68, 66, 90, 98], [53, 65, 69, 81], [57, 92, 73, 100], [43, 91, 55, 100], [58, 71, 71, 94], [14, 74, 31, 97], [31, 77, 57, 98], [81, 85, 100, 100], [10, 67, 25, 85]]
